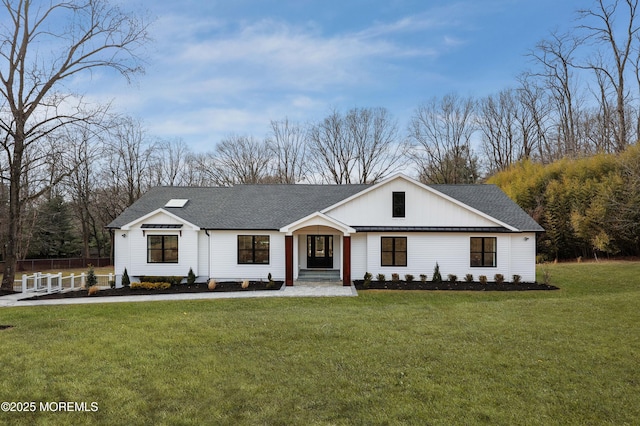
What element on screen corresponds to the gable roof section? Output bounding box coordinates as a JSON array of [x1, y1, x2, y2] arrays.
[[431, 184, 543, 232], [321, 174, 543, 232], [279, 211, 356, 235], [107, 184, 369, 230], [107, 176, 543, 233], [120, 207, 200, 231]]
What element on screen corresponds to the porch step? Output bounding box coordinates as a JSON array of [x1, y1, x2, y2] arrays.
[[297, 269, 341, 282]]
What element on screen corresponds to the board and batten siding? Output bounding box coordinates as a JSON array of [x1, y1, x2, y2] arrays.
[[361, 232, 518, 281], [197, 232, 210, 279], [113, 230, 130, 284], [210, 230, 285, 281], [350, 233, 368, 280], [325, 178, 499, 228], [123, 228, 199, 278], [114, 211, 200, 281], [509, 233, 537, 282]]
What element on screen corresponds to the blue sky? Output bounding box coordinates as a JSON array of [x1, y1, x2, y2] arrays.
[[87, 0, 584, 151]]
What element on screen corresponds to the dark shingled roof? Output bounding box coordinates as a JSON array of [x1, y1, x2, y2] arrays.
[[107, 184, 370, 230], [431, 184, 544, 232], [107, 181, 544, 232]]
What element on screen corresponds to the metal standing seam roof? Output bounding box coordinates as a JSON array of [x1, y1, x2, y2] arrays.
[[107, 182, 544, 232]]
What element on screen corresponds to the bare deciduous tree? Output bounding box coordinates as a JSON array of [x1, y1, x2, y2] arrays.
[[408, 93, 479, 184], [212, 135, 272, 185], [517, 75, 553, 162], [308, 107, 403, 184], [478, 89, 520, 172], [103, 116, 156, 207], [478, 86, 549, 172], [152, 138, 191, 187], [346, 107, 406, 184], [578, 0, 640, 151], [527, 31, 584, 159], [307, 109, 354, 184], [267, 118, 307, 184], [62, 125, 103, 258], [0, 0, 148, 290]]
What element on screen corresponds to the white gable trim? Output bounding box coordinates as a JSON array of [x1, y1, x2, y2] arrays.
[[321, 173, 519, 232], [280, 211, 356, 236], [120, 208, 201, 231]]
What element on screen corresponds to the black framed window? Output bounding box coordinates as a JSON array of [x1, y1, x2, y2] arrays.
[[470, 237, 497, 267], [381, 237, 407, 266], [147, 235, 178, 263], [238, 235, 270, 264], [392, 192, 405, 218]]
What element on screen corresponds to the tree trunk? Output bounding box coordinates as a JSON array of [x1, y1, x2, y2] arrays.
[[1, 140, 23, 291]]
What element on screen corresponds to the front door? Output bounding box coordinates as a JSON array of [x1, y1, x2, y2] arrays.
[[307, 235, 333, 268]]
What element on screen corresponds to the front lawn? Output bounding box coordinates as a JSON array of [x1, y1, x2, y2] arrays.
[[1, 261, 639, 425]]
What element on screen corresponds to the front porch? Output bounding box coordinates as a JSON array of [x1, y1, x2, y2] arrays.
[[280, 212, 355, 287]]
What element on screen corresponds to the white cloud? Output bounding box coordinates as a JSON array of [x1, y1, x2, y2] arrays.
[[82, 3, 479, 151]]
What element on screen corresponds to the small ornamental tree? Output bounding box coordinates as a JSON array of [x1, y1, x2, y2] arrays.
[[432, 263, 442, 283], [122, 268, 130, 287], [187, 268, 196, 285], [363, 272, 372, 288], [86, 264, 97, 288]]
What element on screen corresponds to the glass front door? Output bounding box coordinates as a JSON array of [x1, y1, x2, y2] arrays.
[[307, 235, 333, 268]]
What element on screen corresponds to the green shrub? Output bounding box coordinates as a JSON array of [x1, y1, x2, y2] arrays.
[[447, 274, 457, 283], [86, 264, 97, 288], [464, 273, 474, 283], [267, 273, 275, 288], [122, 268, 130, 287], [479, 275, 488, 285], [404, 274, 414, 282], [432, 263, 442, 283], [363, 272, 372, 288], [140, 276, 183, 286], [108, 280, 116, 289], [376, 273, 386, 282], [131, 281, 171, 290], [187, 268, 196, 285], [391, 273, 400, 282], [494, 274, 505, 284], [419, 274, 427, 283], [512, 274, 522, 284]]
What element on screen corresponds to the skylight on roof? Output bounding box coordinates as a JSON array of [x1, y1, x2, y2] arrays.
[[165, 199, 189, 208]]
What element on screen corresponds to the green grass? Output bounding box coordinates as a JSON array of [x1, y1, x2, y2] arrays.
[[1, 261, 639, 425]]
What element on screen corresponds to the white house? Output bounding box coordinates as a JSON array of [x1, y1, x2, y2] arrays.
[[107, 174, 544, 286]]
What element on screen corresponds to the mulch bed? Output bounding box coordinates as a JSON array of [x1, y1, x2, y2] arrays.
[[20, 281, 284, 301], [354, 280, 558, 291], [0, 290, 17, 296]]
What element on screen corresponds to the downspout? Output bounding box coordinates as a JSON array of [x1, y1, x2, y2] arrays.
[[109, 229, 115, 267], [204, 229, 210, 280]]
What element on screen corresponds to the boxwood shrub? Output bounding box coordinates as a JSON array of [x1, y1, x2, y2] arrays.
[[131, 282, 171, 290], [139, 276, 184, 286]]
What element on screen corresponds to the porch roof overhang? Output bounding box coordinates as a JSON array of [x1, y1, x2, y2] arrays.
[[279, 211, 356, 236], [120, 208, 200, 231]]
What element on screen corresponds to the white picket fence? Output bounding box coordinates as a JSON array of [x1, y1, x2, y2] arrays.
[[14, 273, 115, 294]]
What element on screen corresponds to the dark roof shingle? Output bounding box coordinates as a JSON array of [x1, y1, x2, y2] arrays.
[[107, 180, 543, 232]]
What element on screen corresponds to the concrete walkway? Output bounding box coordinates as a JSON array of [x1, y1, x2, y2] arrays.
[[0, 282, 358, 308]]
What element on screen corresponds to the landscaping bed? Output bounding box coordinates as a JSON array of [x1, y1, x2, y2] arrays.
[[353, 280, 558, 291], [20, 281, 284, 300]]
